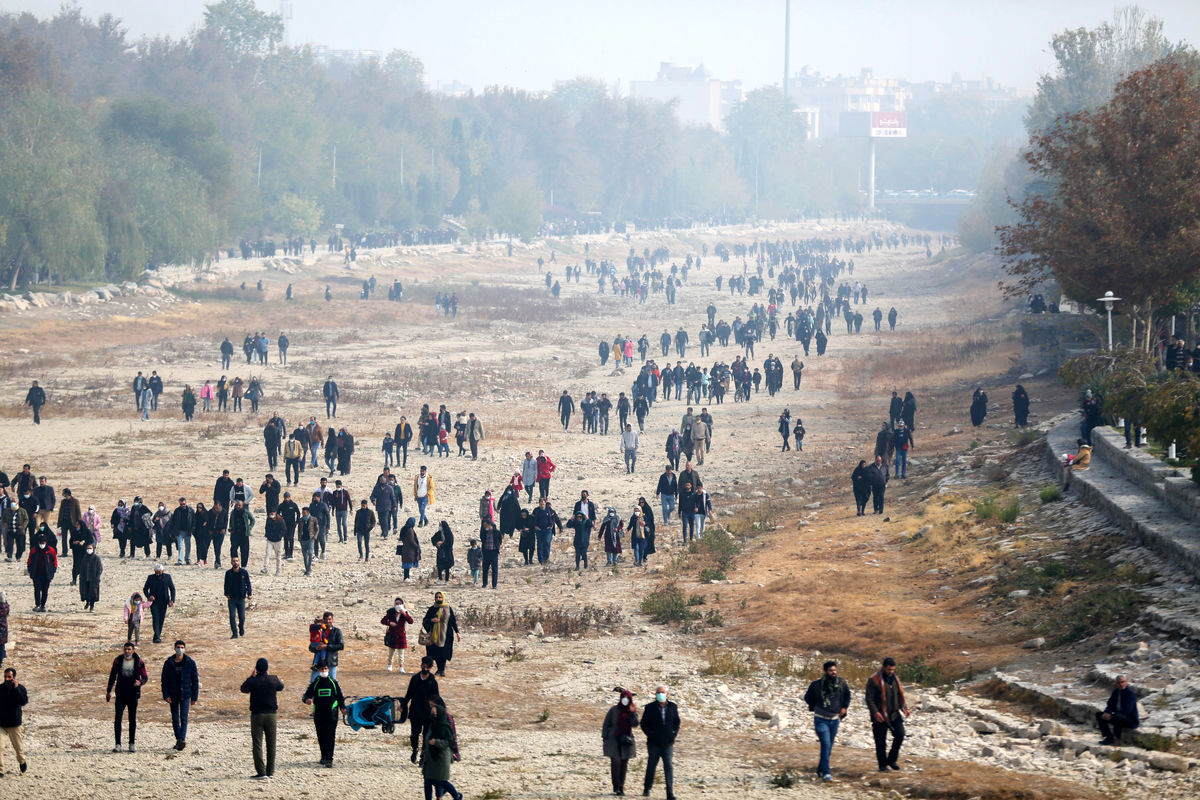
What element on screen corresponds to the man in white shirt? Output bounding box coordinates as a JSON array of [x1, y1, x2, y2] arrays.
[[620, 425, 640, 474]]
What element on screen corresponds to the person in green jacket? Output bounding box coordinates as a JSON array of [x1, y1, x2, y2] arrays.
[[421, 696, 462, 800], [302, 665, 344, 767]]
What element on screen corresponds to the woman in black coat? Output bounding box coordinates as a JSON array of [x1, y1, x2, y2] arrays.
[[497, 486, 521, 538], [431, 522, 454, 583], [192, 502, 212, 566], [637, 497, 657, 558], [1012, 385, 1030, 428], [851, 460, 871, 516], [970, 388, 988, 427], [901, 392, 917, 431], [517, 509, 536, 565], [421, 591, 459, 676]]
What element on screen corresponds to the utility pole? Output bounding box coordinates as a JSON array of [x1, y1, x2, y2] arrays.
[[256, 144, 262, 190], [783, 0, 791, 97], [867, 138, 876, 211], [332, 141, 338, 191], [400, 147, 405, 188]]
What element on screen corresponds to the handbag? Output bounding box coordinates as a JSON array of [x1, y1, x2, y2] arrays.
[[417, 630, 432, 646], [619, 733, 636, 747]]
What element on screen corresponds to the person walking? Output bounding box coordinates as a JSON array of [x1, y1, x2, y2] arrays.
[[403, 656, 440, 764], [804, 660, 850, 781], [567, 511, 592, 571], [421, 591, 459, 676], [240, 658, 283, 779], [381, 597, 414, 672], [25, 381, 46, 424], [161, 640, 199, 750], [413, 467, 434, 527], [224, 557, 253, 638], [124, 592, 151, 644], [0, 592, 10, 668], [535, 450, 556, 500], [432, 521, 454, 583], [77, 541, 103, 612], [1012, 384, 1030, 428], [106, 642, 147, 753], [297, 507, 319, 575], [0, 666, 28, 775], [865, 456, 889, 515], [398, 517, 422, 580], [866, 657, 910, 771], [26, 534, 56, 613], [302, 663, 345, 767], [1097, 674, 1139, 745], [421, 696, 462, 800], [142, 564, 176, 643], [621, 424, 640, 474], [850, 461, 871, 516], [602, 688, 638, 796], [309, 611, 344, 682], [466, 413, 484, 460], [323, 376, 339, 419], [640, 684, 680, 800], [354, 500, 376, 562]]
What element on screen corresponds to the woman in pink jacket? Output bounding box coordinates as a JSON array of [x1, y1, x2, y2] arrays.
[[199, 380, 215, 412], [623, 339, 634, 366]]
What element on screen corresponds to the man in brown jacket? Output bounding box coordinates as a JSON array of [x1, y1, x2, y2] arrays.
[[865, 657, 910, 771]]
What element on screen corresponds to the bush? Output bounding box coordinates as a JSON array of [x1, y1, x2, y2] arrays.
[[769, 768, 800, 789], [974, 496, 999, 519], [698, 567, 726, 583], [702, 647, 753, 677], [640, 583, 697, 624], [898, 655, 950, 686], [705, 609, 725, 627], [1039, 484, 1062, 503], [686, 594, 706, 606], [998, 498, 1021, 523]]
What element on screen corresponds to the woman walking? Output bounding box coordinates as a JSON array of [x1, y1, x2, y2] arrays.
[[517, 509, 536, 565], [381, 597, 414, 672], [398, 517, 421, 581], [192, 502, 211, 566], [497, 485, 521, 539], [1012, 384, 1030, 428], [78, 542, 103, 611], [421, 696, 462, 800], [432, 522, 454, 584], [421, 591, 459, 676], [602, 689, 639, 796], [182, 385, 196, 421], [600, 508, 623, 566], [969, 388, 988, 428], [778, 410, 792, 451], [851, 460, 871, 516], [209, 502, 228, 569]]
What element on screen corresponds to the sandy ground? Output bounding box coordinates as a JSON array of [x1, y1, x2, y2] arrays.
[[0, 222, 1172, 799]]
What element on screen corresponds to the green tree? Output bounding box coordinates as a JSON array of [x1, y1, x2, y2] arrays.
[[724, 88, 808, 216], [202, 0, 283, 56], [488, 178, 542, 239]]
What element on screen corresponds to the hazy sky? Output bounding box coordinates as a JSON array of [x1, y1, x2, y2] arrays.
[[8, 1, 1200, 92]]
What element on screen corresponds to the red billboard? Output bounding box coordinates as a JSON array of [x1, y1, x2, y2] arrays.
[[870, 111, 907, 138]]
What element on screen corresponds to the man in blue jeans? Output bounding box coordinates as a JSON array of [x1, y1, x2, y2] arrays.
[[223, 557, 253, 638], [892, 422, 912, 479], [804, 660, 851, 781], [161, 640, 200, 750]]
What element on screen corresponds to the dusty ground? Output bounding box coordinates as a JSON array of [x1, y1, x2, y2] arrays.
[[0, 222, 1185, 798]]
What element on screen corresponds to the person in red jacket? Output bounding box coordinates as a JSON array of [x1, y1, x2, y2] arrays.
[[381, 596, 414, 673], [26, 534, 57, 613], [535, 450, 556, 500]]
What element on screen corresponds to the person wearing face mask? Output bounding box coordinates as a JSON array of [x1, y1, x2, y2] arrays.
[[106, 642, 147, 752], [381, 596, 414, 673], [402, 656, 440, 764], [602, 688, 639, 795], [161, 640, 199, 751], [639, 684, 680, 800], [26, 534, 57, 613], [302, 660, 344, 768], [77, 541, 103, 611], [0, 666, 28, 775]]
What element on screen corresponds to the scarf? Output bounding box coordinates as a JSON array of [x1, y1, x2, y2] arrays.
[[431, 596, 451, 647], [617, 690, 636, 735], [819, 675, 844, 709]]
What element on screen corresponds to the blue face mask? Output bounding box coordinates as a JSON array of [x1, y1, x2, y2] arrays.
[[656, 692, 667, 703]]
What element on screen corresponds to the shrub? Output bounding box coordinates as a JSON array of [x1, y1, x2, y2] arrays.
[[640, 583, 697, 624], [702, 647, 753, 677], [698, 567, 726, 583], [686, 594, 706, 606], [897, 655, 950, 686], [1039, 484, 1062, 503], [769, 768, 799, 788], [999, 498, 1021, 523], [974, 496, 999, 519], [705, 609, 725, 627]]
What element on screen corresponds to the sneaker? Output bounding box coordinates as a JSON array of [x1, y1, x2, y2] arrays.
[[113, 746, 121, 753], [387, 665, 394, 672], [128, 744, 136, 753], [822, 774, 832, 782], [1099, 737, 1115, 746]]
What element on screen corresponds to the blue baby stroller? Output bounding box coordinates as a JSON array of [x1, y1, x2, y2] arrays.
[[343, 696, 402, 734]]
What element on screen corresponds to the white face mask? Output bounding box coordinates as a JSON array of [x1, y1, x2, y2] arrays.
[[395, 604, 403, 611], [86, 548, 94, 555], [318, 671, 329, 679], [38, 543, 46, 549], [176, 648, 185, 657], [620, 696, 630, 706]]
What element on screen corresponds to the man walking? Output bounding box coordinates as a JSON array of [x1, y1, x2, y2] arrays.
[[866, 657, 910, 771], [302, 660, 344, 768], [142, 564, 175, 643], [640, 684, 680, 800], [262, 511, 284, 575], [466, 412, 484, 460], [0, 667, 28, 775], [309, 611, 344, 682], [413, 467, 434, 527], [656, 466, 677, 522], [323, 376, 339, 419], [804, 660, 850, 781], [161, 640, 199, 751], [621, 424, 640, 474], [865, 456, 889, 514], [24, 381, 46, 424], [224, 557, 253, 639], [240, 658, 283, 779]]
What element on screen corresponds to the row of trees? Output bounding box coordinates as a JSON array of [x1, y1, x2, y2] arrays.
[[0, 1, 1021, 286]]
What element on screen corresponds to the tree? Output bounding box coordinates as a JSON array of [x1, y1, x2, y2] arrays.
[[202, 0, 283, 56], [488, 178, 542, 239], [724, 88, 808, 216], [998, 56, 1200, 350], [269, 192, 322, 235]]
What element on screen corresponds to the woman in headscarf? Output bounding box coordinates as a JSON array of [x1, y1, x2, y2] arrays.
[[398, 517, 422, 581], [110, 500, 130, 557], [851, 460, 871, 517], [1012, 384, 1030, 428], [601, 688, 639, 795], [627, 507, 647, 566], [83, 505, 103, 546], [901, 391, 917, 431], [600, 508, 623, 566], [969, 387, 989, 427], [78, 539, 103, 611], [421, 695, 461, 800], [497, 485, 521, 538], [637, 497, 657, 561], [517, 508, 536, 565], [192, 502, 212, 566], [665, 428, 682, 471], [421, 591, 459, 676], [432, 521, 454, 584], [778, 409, 792, 451], [478, 490, 495, 526]]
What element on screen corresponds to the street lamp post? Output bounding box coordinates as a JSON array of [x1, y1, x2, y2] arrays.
[[1096, 291, 1121, 350]]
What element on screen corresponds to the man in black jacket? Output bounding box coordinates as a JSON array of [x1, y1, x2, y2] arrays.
[[309, 611, 345, 682], [169, 499, 194, 566], [865, 456, 889, 514], [220, 337, 234, 369], [142, 564, 176, 643], [402, 656, 440, 763], [640, 684, 680, 800], [213, 470, 234, 509], [278, 492, 300, 560], [263, 423, 281, 470], [655, 467, 677, 523], [804, 660, 851, 781], [0, 667, 29, 774], [1097, 675, 1140, 745], [224, 557, 253, 638], [302, 662, 344, 767], [161, 641, 199, 750], [323, 376, 339, 419], [24, 382, 46, 425], [240, 657, 283, 779]]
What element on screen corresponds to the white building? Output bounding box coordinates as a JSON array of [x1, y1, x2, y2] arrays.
[[630, 63, 743, 132]]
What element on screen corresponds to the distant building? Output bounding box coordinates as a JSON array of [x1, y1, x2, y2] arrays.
[[630, 63, 743, 132], [785, 67, 908, 139], [311, 45, 385, 67], [905, 73, 1031, 112]]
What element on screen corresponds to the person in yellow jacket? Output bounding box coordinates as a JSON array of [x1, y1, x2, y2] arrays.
[[413, 466, 435, 527]]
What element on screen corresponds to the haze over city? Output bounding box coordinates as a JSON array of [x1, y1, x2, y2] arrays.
[[8, 0, 1200, 91]]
